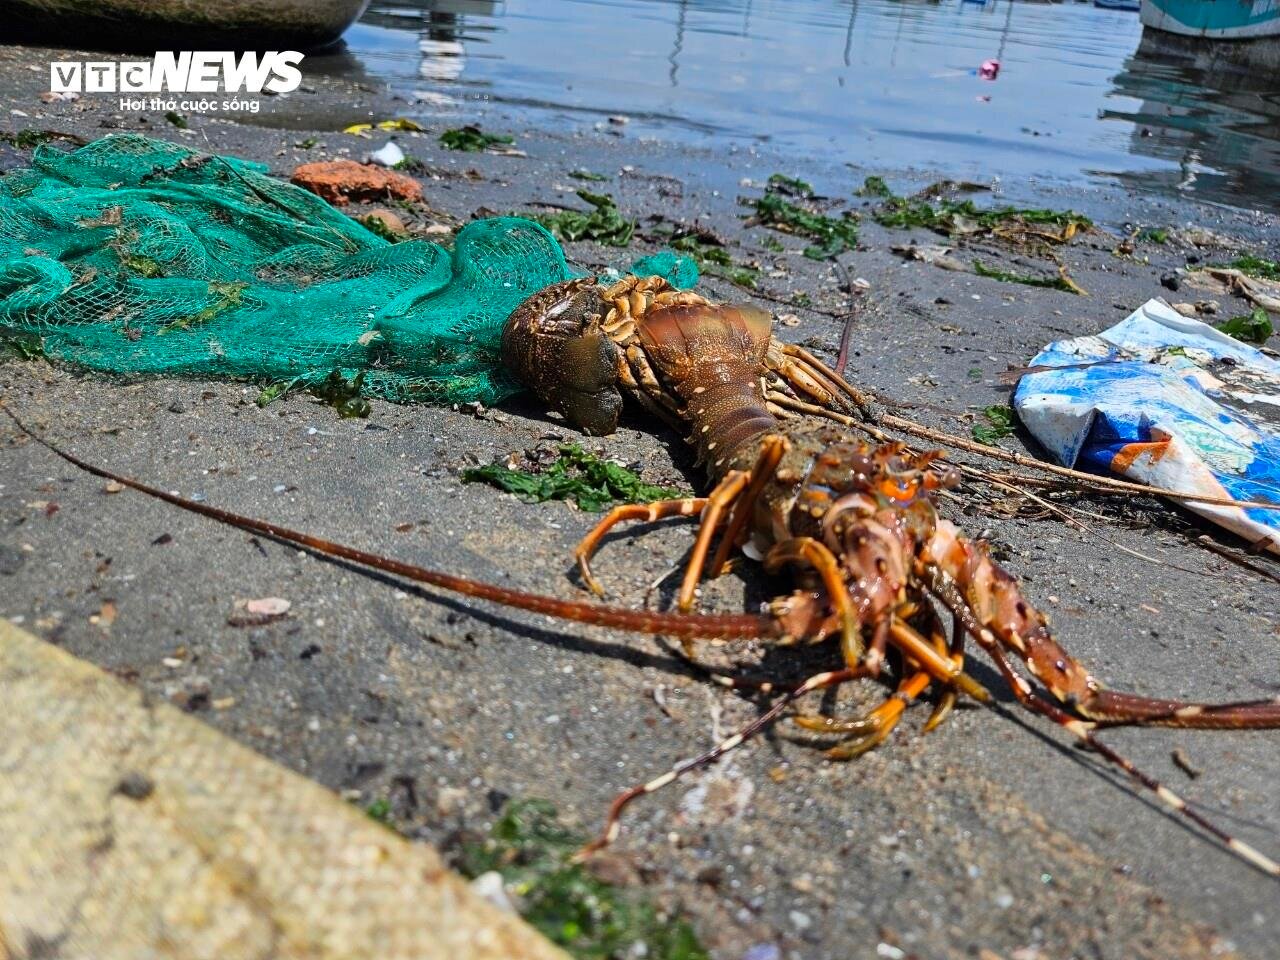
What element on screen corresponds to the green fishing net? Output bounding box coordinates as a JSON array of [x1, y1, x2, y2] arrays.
[[0, 134, 696, 405]]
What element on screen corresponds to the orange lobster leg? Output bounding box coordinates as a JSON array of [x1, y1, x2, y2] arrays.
[[779, 343, 873, 416], [824, 668, 934, 760], [709, 434, 787, 576], [885, 618, 990, 704], [923, 614, 966, 733], [575, 497, 709, 597], [676, 471, 748, 612]]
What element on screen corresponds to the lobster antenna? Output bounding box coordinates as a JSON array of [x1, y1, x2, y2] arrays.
[[929, 573, 1280, 879], [1, 404, 773, 642], [577, 667, 861, 858], [999, 662, 1280, 877]]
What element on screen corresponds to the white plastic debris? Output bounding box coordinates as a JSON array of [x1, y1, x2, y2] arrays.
[[366, 141, 405, 168], [1013, 298, 1279, 553]]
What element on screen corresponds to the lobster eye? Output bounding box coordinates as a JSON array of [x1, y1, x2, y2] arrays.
[[502, 281, 624, 436]]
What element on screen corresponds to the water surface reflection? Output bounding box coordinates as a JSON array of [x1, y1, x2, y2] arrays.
[[313, 0, 1280, 211]]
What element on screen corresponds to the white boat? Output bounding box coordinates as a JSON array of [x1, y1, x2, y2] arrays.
[[1141, 0, 1280, 69]]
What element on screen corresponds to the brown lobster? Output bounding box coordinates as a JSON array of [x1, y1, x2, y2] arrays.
[[6, 273, 1280, 876], [501, 274, 1280, 867]]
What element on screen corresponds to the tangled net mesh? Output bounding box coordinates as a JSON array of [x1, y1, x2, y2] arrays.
[[0, 134, 694, 405]]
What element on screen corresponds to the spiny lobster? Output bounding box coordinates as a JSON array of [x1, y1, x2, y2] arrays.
[[504, 274, 1280, 865], [6, 274, 1279, 878]]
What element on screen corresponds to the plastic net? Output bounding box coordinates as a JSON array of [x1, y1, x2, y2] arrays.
[[0, 134, 695, 406]]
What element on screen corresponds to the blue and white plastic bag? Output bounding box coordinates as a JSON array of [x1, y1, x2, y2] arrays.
[[1013, 299, 1279, 554]]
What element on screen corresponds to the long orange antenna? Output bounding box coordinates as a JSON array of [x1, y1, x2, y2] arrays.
[[2, 404, 776, 642]]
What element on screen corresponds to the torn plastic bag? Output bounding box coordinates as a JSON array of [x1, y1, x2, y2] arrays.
[[1013, 298, 1279, 554]]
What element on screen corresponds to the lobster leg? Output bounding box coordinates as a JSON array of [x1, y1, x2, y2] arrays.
[[764, 537, 862, 666], [771, 343, 873, 418], [794, 617, 939, 754], [676, 471, 749, 612], [923, 614, 966, 733], [824, 665, 934, 760], [882, 616, 991, 705], [709, 434, 787, 576], [864, 608, 891, 676], [576, 497, 710, 597]]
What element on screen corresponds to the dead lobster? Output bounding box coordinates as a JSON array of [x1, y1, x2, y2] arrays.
[[501, 274, 1280, 867]]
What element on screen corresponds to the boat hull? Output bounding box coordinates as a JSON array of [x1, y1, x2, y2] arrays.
[[0, 0, 371, 51], [1141, 0, 1280, 70], [1141, 0, 1280, 39]]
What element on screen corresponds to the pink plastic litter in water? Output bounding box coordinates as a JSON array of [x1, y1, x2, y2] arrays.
[[979, 59, 1000, 80]]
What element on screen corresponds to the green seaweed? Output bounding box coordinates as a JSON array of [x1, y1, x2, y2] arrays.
[[255, 376, 303, 408], [159, 281, 246, 333], [1216, 255, 1280, 281], [972, 405, 1016, 444], [669, 234, 758, 289], [856, 175, 892, 198], [365, 797, 392, 823], [1, 129, 63, 149], [440, 125, 515, 152], [120, 253, 165, 279], [534, 191, 635, 247], [463, 444, 682, 512], [1215, 308, 1274, 344], [973, 259, 1079, 293], [745, 190, 859, 260], [310, 369, 371, 418], [360, 215, 407, 244], [766, 172, 814, 197], [874, 195, 1090, 236], [458, 799, 709, 960], [569, 169, 610, 182], [392, 154, 427, 173], [1139, 227, 1168, 244], [164, 111, 188, 129], [0, 326, 44, 361]]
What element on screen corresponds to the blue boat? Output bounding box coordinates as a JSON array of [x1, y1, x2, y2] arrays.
[[1095, 0, 1140, 10], [1141, 0, 1280, 69]]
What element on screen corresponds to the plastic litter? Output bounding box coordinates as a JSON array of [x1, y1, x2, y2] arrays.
[[365, 141, 406, 168], [978, 59, 1000, 80], [1014, 298, 1279, 553], [0, 135, 697, 407]]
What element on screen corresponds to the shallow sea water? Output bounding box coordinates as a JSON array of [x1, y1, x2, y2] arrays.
[[314, 0, 1280, 212]]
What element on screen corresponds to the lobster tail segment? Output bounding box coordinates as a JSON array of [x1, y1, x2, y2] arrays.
[[637, 303, 779, 476]]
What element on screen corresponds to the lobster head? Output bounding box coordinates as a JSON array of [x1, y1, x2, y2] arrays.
[[501, 278, 624, 436]]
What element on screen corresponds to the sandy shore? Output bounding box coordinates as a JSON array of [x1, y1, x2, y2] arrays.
[[2, 38, 1279, 960]]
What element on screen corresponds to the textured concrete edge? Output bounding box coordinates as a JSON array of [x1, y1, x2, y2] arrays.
[[0, 618, 569, 960]]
